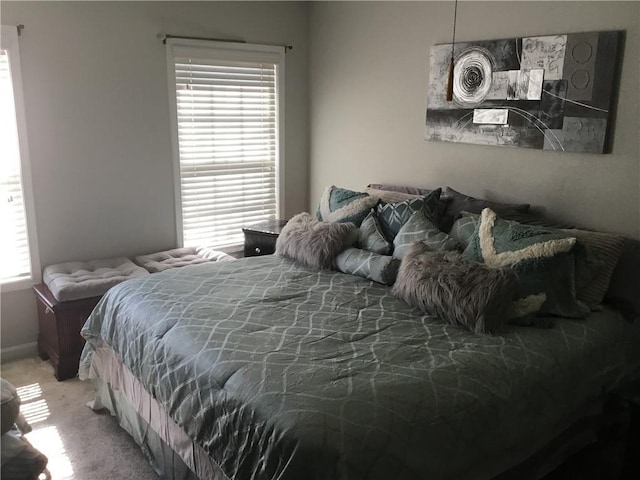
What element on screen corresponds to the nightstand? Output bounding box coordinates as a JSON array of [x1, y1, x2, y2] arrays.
[[242, 219, 288, 257]]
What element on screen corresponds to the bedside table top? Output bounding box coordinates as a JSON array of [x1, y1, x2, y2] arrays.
[[242, 219, 288, 235]]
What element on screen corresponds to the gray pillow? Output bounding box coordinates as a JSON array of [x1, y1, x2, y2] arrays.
[[440, 186, 530, 233], [275, 213, 355, 270], [559, 228, 625, 309], [335, 248, 400, 285], [393, 242, 517, 334], [393, 212, 459, 260], [605, 238, 640, 321], [358, 209, 392, 255]]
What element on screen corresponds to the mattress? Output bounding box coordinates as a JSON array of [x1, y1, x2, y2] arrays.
[[79, 255, 640, 480]]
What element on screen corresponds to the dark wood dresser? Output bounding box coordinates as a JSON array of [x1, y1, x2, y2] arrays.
[[33, 284, 102, 381], [242, 219, 288, 257]]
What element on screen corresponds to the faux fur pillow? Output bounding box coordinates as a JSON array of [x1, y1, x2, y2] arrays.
[[275, 213, 355, 270], [393, 242, 517, 334]]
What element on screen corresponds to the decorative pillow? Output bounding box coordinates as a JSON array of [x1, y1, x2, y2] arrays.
[[317, 186, 379, 226], [392, 212, 459, 260], [358, 209, 392, 255], [449, 212, 480, 250], [335, 248, 400, 286], [463, 208, 588, 319], [392, 243, 517, 334], [364, 187, 420, 205], [367, 184, 436, 196], [440, 186, 530, 233], [605, 238, 640, 321], [275, 213, 355, 270], [376, 188, 442, 241], [559, 228, 625, 309]]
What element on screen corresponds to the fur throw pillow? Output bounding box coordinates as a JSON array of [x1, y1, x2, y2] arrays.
[[393, 242, 517, 334], [276, 213, 355, 270]]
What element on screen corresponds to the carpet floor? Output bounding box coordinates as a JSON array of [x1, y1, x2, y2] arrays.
[[1, 357, 159, 480]]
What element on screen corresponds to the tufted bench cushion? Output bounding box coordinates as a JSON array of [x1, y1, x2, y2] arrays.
[[134, 247, 235, 273], [42, 257, 149, 302]]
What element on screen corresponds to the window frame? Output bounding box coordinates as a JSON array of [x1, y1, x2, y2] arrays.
[[165, 39, 285, 250], [1, 26, 40, 291]]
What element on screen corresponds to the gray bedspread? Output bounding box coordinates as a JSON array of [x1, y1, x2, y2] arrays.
[[79, 255, 640, 480]]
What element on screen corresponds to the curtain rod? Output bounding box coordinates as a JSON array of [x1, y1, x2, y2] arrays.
[[157, 33, 293, 52]]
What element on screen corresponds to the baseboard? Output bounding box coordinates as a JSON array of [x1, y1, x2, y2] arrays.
[[1, 342, 38, 363]]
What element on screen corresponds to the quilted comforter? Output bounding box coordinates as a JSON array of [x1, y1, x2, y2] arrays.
[[80, 255, 640, 480]]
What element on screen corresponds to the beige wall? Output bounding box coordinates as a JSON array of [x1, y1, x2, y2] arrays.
[[1, 1, 310, 352], [309, 1, 640, 237]]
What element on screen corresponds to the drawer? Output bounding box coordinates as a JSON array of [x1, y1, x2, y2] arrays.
[[244, 231, 278, 257]]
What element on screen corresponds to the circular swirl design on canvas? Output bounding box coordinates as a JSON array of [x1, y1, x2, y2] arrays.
[[453, 47, 494, 107]]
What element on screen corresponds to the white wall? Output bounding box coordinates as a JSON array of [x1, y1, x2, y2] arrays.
[[1, 1, 310, 351], [310, 1, 640, 238]]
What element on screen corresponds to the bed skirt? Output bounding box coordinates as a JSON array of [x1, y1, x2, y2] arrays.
[[85, 345, 631, 480], [86, 345, 229, 480]]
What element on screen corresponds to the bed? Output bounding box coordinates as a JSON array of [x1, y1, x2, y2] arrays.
[[79, 251, 640, 480]]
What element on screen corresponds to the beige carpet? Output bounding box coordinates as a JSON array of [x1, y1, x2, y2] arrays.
[[1, 357, 159, 480]]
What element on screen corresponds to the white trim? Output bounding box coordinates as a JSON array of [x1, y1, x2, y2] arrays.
[[166, 41, 183, 247], [1, 342, 38, 363], [1, 26, 41, 285], [276, 56, 285, 219], [165, 39, 285, 247], [0, 277, 35, 293]]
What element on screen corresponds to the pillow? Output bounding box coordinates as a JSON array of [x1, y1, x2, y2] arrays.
[[392, 243, 517, 334], [317, 186, 379, 226], [440, 186, 530, 233], [335, 248, 400, 285], [376, 188, 442, 241], [449, 212, 480, 250], [275, 213, 355, 270], [605, 238, 640, 321], [367, 184, 436, 196], [559, 228, 625, 309], [463, 208, 588, 319], [364, 187, 421, 205], [392, 212, 459, 260], [358, 209, 392, 255]]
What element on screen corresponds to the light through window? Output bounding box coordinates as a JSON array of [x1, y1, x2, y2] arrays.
[[1, 27, 38, 286], [167, 40, 284, 249]]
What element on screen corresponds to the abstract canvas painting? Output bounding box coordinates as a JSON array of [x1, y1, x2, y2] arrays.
[[425, 30, 622, 153]]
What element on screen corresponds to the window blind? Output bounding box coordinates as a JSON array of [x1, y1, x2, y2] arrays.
[[0, 47, 32, 284], [172, 47, 281, 249]]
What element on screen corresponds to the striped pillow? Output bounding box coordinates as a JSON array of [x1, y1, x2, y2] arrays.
[[358, 210, 392, 255], [560, 228, 625, 308], [393, 212, 459, 260]]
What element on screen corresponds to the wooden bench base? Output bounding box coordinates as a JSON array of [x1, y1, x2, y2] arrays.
[[33, 284, 101, 381]]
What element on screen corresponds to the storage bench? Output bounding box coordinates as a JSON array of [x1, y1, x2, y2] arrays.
[[34, 257, 149, 380], [33, 283, 102, 381]]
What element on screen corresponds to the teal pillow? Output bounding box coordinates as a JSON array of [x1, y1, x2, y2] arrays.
[[335, 248, 400, 285], [317, 186, 379, 226], [392, 212, 459, 260], [463, 208, 588, 319], [358, 210, 392, 255], [450, 212, 480, 250], [376, 188, 442, 241]]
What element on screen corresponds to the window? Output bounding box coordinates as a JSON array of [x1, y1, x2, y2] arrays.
[[166, 40, 284, 250], [1, 27, 39, 288]]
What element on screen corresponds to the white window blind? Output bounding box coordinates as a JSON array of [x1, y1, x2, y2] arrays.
[[0, 29, 37, 286], [168, 41, 284, 249]]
